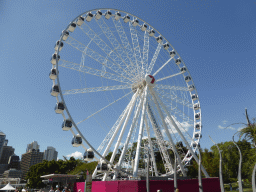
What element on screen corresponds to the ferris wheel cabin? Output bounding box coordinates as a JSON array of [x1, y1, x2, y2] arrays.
[[175, 58, 181, 65], [61, 30, 69, 41], [195, 113, 201, 120], [185, 76, 191, 82], [188, 85, 195, 92], [51, 54, 60, 65], [123, 15, 130, 23], [115, 12, 121, 20], [141, 23, 147, 31], [163, 43, 170, 50], [50, 85, 60, 97], [84, 148, 94, 161], [97, 161, 108, 173], [76, 16, 85, 26], [67, 23, 76, 33], [193, 103, 200, 110], [86, 12, 93, 22], [191, 94, 198, 100], [55, 102, 65, 114], [105, 11, 112, 19], [54, 41, 64, 52], [180, 67, 186, 73], [169, 50, 176, 58], [72, 134, 82, 147], [49, 68, 57, 80], [149, 29, 155, 37], [156, 36, 163, 43], [194, 133, 202, 139], [132, 19, 139, 26], [62, 119, 72, 131], [95, 10, 102, 20], [195, 123, 201, 130]]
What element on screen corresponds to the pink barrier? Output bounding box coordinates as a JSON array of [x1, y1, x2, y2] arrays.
[[75, 177, 221, 192]]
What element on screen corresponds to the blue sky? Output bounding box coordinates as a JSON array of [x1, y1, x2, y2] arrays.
[[0, 0, 256, 160]]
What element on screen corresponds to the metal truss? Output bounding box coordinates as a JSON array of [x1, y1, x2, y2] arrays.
[[142, 30, 149, 75], [147, 43, 162, 74], [59, 59, 131, 84], [155, 84, 189, 92]]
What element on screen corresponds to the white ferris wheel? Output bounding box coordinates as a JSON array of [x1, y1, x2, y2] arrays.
[[50, 8, 209, 180]]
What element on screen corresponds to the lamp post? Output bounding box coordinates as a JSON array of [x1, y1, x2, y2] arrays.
[[232, 134, 243, 192], [209, 136, 224, 192], [198, 145, 203, 192], [252, 163, 256, 192]]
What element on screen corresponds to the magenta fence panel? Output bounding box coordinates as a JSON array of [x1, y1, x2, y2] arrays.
[[73, 182, 85, 192]]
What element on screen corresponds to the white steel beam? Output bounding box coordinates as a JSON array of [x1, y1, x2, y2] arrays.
[[156, 72, 183, 82], [153, 57, 173, 76], [147, 43, 162, 75]]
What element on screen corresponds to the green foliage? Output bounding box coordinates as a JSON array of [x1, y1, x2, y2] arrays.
[[26, 157, 82, 189], [68, 161, 98, 180]]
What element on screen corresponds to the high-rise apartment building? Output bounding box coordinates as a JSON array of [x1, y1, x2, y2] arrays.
[[0, 132, 6, 160], [0, 146, 15, 164], [20, 150, 44, 179], [8, 154, 21, 170], [26, 141, 40, 153], [43, 147, 58, 161]]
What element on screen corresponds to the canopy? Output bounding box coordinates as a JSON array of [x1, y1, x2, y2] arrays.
[[0, 183, 16, 190]]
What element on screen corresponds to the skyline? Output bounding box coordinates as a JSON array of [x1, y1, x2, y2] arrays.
[[0, 0, 256, 160]]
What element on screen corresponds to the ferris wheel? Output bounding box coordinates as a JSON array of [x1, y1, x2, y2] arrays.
[[50, 8, 209, 180]]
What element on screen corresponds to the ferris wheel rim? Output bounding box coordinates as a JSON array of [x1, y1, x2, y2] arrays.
[[52, 8, 203, 178]]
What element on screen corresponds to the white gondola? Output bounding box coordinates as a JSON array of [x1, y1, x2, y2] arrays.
[[192, 142, 200, 148], [86, 12, 93, 22], [195, 123, 201, 130], [191, 94, 198, 100], [84, 148, 94, 161], [184, 76, 191, 82], [132, 19, 139, 26], [50, 85, 60, 97], [175, 58, 181, 65], [61, 30, 69, 41], [123, 15, 130, 23], [156, 36, 163, 43], [95, 10, 102, 20], [193, 103, 200, 110], [71, 134, 82, 147], [141, 23, 147, 31], [180, 67, 186, 73], [194, 133, 202, 139], [76, 16, 85, 26], [148, 29, 155, 37], [169, 50, 176, 58], [54, 41, 64, 52], [104, 10, 112, 19], [188, 85, 195, 92], [97, 161, 108, 173], [114, 12, 121, 20], [195, 113, 200, 120], [62, 119, 72, 131], [67, 23, 76, 32], [163, 43, 169, 50], [49, 68, 57, 80], [51, 54, 60, 65], [55, 102, 64, 114]]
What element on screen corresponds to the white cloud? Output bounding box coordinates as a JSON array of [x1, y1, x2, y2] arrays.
[[222, 120, 228, 125], [218, 125, 235, 130], [66, 151, 83, 159], [165, 116, 191, 134], [237, 126, 246, 131]]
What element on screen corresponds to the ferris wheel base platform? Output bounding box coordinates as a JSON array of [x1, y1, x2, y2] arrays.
[[90, 177, 221, 192]]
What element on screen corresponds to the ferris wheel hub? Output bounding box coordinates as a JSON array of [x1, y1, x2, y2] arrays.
[[145, 74, 156, 86]]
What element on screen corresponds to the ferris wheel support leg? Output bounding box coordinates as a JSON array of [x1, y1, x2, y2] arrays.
[[133, 86, 148, 178], [149, 88, 187, 177], [145, 117, 159, 176], [151, 88, 210, 178], [92, 92, 139, 179], [114, 93, 145, 180]]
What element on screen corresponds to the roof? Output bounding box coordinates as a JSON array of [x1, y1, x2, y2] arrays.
[[40, 174, 79, 179]]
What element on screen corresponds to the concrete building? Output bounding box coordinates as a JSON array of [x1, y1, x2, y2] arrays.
[[8, 154, 21, 170], [0, 146, 15, 164], [43, 147, 58, 161], [0, 132, 6, 160], [20, 150, 44, 179], [2, 168, 22, 178], [26, 141, 40, 153]]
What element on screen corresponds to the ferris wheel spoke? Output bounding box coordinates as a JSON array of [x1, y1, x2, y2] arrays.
[[149, 88, 187, 176], [155, 84, 189, 92], [142, 30, 150, 75], [153, 57, 173, 76], [76, 91, 133, 125], [65, 36, 132, 79], [156, 89, 192, 109], [151, 88, 210, 178], [112, 18, 139, 78], [95, 18, 137, 77], [129, 22, 143, 77], [59, 59, 131, 84], [63, 84, 131, 95], [79, 23, 136, 79], [146, 43, 162, 74], [156, 71, 184, 82]]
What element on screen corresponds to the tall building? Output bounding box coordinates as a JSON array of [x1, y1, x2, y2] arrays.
[[43, 147, 58, 161], [20, 150, 44, 179], [0, 146, 15, 164], [3, 168, 22, 178], [26, 141, 40, 153], [8, 154, 21, 170], [0, 132, 6, 160]]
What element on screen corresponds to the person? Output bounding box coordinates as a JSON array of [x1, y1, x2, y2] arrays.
[[49, 187, 54, 192], [62, 187, 66, 192], [55, 188, 60, 192], [229, 183, 232, 191]]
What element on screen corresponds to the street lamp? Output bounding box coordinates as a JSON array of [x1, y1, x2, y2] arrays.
[[197, 144, 203, 192], [252, 163, 256, 192], [209, 135, 224, 192]]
